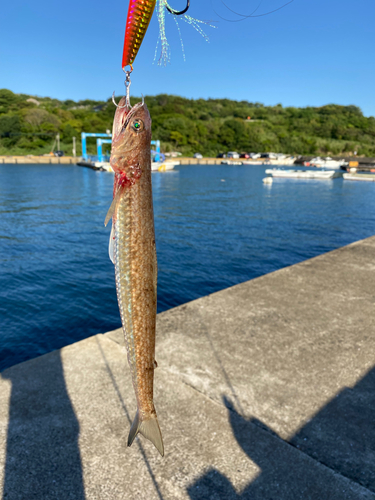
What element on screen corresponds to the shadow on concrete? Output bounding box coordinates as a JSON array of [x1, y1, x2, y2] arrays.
[[1, 350, 85, 500], [290, 366, 375, 491], [187, 367, 375, 500]]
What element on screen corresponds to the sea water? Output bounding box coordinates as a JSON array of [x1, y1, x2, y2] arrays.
[[1, 163, 374, 370]]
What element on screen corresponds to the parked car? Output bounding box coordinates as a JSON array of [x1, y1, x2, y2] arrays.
[[193, 153, 203, 159], [227, 151, 240, 159], [240, 153, 250, 159], [54, 151, 64, 157], [216, 153, 227, 158]]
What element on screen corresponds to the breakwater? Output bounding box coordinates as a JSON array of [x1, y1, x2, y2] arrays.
[[1, 236, 375, 499], [0, 155, 76, 164], [3, 154, 375, 169]]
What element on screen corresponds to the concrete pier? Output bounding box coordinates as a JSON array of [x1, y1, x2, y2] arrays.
[[0, 155, 76, 164], [1, 237, 375, 499]]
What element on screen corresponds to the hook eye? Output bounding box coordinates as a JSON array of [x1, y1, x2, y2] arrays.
[[165, 0, 190, 15]]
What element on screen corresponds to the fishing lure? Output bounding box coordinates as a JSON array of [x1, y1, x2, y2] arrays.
[[122, 0, 157, 69], [121, 0, 214, 70], [155, 0, 215, 66]]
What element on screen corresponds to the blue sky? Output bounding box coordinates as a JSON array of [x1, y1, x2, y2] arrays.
[[1, 0, 375, 115]]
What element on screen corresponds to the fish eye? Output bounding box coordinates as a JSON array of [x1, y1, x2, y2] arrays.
[[131, 119, 144, 132]]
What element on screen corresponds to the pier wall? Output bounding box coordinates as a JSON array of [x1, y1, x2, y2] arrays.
[[3, 155, 375, 168], [0, 155, 77, 164], [1, 237, 375, 499]]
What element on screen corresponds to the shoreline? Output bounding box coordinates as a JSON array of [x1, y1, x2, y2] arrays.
[[0, 155, 77, 164], [2, 154, 375, 167]]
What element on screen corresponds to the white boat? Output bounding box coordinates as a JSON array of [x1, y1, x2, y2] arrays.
[[94, 160, 179, 173], [268, 157, 296, 166], [265, 168, 341, 179], [151, 160, 179, 172], [307, 157, 347, 169], [96, 162, 113, 172], [221, 160, 243, 165], [242, 155, 295, 166], [242, 160, 263, 165], [343, 173, 375, 182]]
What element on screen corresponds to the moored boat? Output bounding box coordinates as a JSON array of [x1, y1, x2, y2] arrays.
[[265, 168, 341, 179], [221, 160, 243, 165], [343, 173, 375, 182], [151, 160, 179, 172], [305, 157, 348, 169], [241, 160, 263, 165]]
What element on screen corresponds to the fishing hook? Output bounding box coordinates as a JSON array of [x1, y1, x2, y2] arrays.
[[112, 92, 128, 109], [165, 0, 190, 16], [112, 68, 133, 109]]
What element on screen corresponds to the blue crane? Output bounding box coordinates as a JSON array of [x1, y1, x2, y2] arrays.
[[81, 132, 161, 162], [81, 133, 112, 160], [97, 139, 112, 162]]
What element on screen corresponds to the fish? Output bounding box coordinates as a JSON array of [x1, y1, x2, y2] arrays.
[[105, 97, 164, 457]]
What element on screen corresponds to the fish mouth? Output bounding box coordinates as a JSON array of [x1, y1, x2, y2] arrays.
[[113, 99, 146, 140], [121, 101, 145, 130]]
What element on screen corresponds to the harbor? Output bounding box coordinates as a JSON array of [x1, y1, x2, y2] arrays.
[[2, 154, 375, 172], [1, 236, 374, 499], [2, 0, 375, 496]]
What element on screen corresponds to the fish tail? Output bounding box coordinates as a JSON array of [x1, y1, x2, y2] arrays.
[[128, 410, 164, 457]]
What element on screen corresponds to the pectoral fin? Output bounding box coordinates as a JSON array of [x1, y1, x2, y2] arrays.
[[104, 185, 124, 227], [108, 224, 115, 264]]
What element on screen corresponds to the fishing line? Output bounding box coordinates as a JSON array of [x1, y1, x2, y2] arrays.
[[211, 0, 294, 22], [222, 0, 294, 18], [211, 0, 263, 22], [221, 0, 263, 18]]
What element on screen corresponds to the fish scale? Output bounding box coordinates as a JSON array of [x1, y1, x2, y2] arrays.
[[114, 169, 158, 420]]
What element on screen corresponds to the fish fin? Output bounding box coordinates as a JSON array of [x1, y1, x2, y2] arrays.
[[108, 224, 115, 264], [104, 196, 117, 227], [104, 185, 124, 227], [128, 410, 164, 457]]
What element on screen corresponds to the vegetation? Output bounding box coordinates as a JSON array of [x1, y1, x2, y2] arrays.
[[1, 88, 375, 157]]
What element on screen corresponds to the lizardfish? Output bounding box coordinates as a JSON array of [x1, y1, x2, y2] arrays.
[[105, 98, 163, 456]]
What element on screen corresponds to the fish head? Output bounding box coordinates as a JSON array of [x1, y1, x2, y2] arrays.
[[110, 98, 152, 184]]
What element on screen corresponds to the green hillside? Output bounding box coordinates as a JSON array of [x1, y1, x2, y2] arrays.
[[1, 88, 374, 157]]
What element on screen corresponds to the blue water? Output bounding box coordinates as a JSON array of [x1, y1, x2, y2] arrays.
[[1, 164, 374, 371]]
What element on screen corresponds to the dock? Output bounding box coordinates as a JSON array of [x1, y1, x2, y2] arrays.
[[2, 155, 375, 170], [1, 236, 375, 499], [0, 155, 77, 165], [0, 155, 265, 166]]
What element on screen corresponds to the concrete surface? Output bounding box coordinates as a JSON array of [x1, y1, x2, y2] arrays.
[[1, 236, 375, 499], [0, 156, 76, 164]]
